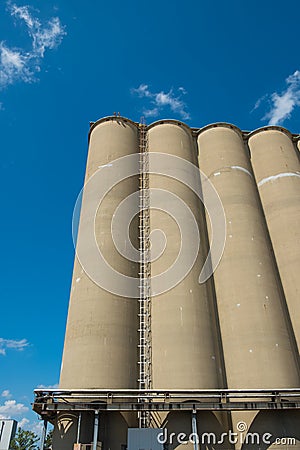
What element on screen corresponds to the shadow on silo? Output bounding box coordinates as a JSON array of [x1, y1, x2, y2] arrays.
[[161, 410, 232, 450], [242, 410, 300, 450]]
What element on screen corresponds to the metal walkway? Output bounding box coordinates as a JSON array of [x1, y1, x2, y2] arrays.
[[33, 388, 300, 418]]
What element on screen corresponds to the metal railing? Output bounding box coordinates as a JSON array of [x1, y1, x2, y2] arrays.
[[33, 388, 300, 414]]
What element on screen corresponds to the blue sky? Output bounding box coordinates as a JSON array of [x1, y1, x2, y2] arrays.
[[0, 0, 300, 436]]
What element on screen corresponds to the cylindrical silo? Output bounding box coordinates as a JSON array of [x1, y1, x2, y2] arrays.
[[198, 124, 299, 439], [248, 127, 300, 354], [60, 117, 139, 388], [37, 116, 300, 450], [148, 121, 223, 446], [55, 117, 140, 449], [149, 120, 219, 389]]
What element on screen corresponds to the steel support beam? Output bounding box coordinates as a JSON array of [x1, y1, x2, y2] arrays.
[[191, 410, 200, 450], [92, 410, 99, 450], [76, 412, 82, 444], [39, 420, 47, 450], [35, 400, 300, 413]]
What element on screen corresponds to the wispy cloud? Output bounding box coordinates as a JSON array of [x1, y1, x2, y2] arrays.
[[30, 420, 44, 436], [36, 383, 59, 389], [18, 417, 30, 428], [132, 84, 151, 98], [0, 399, 29, 417], [1, 390, 12, 398], [0, 395, 43, 436], [250, 94, 267, 114], [0, 2, 66, 89], [254, 71, 300, 125], [20, 418, 45, 437], [131, 84, 190, 120], [9, 4, 65, 57], [0, 43, 32, 87], [0, 338, 29, 355]]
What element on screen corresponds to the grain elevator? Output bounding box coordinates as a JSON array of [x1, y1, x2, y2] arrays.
[[33, 116, 300, 450]]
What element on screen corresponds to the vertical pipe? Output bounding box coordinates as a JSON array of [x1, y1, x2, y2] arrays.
[[76, 413, 81, 444], [40, 420, 47, 450], [92, 411, 99, 450], [191, 411, 200, 450]]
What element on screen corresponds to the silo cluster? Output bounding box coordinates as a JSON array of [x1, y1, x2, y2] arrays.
[[54, 117, 300, 450]]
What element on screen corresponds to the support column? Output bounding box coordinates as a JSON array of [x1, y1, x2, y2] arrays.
[[92, 411, 99, 450], [76, 412, 82, 444], [191, 411, 199, 450], [40, 420, 47, 450]]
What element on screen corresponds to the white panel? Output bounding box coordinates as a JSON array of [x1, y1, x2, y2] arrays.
[[0, 420, 17, 450], [127, 428, 164, 450]]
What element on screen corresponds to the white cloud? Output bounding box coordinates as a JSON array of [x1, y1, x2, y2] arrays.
[[1, 45, 25, 70], [10, 4, 65, 57], [1, 390, 12, 398], [131, 83, 152, 98], [0, 400, 29, 417], [9, 4, 36, 29], [0, 414, 42, 437], [0, 2, 66, 90], [255, 70, 300, 125], [131, 84, 190, 120], [0, 43, 32, 87], [251, 94, 267, 113], [30, 420, 43, 436], [36, 383, 59, 389], [143, 107, 159, 117], [0, 395, 43, 436], [0, 338, 29, 355], [18, 417, 30, 428]]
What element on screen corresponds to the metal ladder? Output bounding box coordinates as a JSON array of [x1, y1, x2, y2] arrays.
[[138, 119, 152, 428]]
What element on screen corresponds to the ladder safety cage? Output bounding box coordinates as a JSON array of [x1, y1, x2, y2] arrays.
[[138, 118, 152, 428]]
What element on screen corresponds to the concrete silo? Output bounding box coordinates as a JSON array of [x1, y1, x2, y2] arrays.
[[54, 117, 140, 450], [248, 128, 300, 352], [33, 117, 300, 450], [148, 121, 220, 390], [197, 124, 299, 436], [148, 121, 225, 448]]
